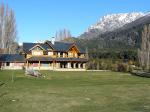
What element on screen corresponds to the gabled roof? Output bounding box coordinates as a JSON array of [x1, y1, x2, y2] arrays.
[[29, 44, 45, 51], [23, 43, 37, 53], [66, 44, 80, 53], [44, 41, 55, 49], [0, 54, 25, 62], [44, 41, 86, 53], [76, 43, 86, 53], [23, 43, 51, 53], [23, 41, 85, 53]]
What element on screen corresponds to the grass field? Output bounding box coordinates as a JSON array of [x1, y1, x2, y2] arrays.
[[0, 70, 150, 112]]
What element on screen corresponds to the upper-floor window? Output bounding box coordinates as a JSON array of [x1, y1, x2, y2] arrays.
[[68, 52, 73, 57], [32, 51, 43, 55], [48, 51, 53, 56], [31, 46, 43, 56]]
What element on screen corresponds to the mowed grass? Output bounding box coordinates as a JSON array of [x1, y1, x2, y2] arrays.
[[0, 71, 150, 112]]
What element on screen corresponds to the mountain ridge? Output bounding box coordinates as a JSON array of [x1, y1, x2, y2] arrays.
[[69, 12, 150, 51], [79, 12, 145, 39]]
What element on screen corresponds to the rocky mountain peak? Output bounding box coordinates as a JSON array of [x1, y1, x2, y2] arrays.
[[80, 12, 145, 39]]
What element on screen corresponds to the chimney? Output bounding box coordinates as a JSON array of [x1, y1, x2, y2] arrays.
[[51, 37, 55, 44]]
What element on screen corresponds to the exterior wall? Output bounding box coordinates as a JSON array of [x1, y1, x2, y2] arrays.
[[1, 62, 24, 70]]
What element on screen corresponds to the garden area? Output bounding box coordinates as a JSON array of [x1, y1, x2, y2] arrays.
[[0, 70, 150, 112]]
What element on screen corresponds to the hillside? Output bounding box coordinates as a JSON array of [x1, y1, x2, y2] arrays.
[[76, 13, 150, 51]]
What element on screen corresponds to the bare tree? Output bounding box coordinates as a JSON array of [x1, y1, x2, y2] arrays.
[[55, 29, 72, 41], [0, 3, 17, 54], [138, 24, 150, 70], [0, 3, 5, 49]]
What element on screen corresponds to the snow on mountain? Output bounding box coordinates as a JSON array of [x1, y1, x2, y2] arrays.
[[89, 12, 144, 32], [80, 12, 145, 39]]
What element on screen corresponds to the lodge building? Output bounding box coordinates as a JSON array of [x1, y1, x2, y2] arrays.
[[0, 40, 88, 70]]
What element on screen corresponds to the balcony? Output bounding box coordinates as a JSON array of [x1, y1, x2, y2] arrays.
[[30, 51, 86, 58]]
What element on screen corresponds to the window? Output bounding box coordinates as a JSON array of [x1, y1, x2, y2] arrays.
[[68, 52, 73, 57], [6, 62, 10, 66], [31, 46, 43, 55], [43, 51, 48, 55], [48, 52, 53, 56], [32, 51, 43, 55]]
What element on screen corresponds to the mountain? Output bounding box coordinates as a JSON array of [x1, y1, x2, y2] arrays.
[[76, 12, 150, 51], [79, 12, 144, 39]]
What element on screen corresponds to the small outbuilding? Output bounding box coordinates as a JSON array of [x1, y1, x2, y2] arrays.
[[0, 54, 25, 70]]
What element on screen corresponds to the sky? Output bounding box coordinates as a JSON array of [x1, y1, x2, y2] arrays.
[[2, 0, 150, 43]]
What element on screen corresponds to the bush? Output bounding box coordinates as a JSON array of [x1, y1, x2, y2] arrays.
[[87, 58, 137, 72], [117, 63, 128, 72], [128, 65, 134, 73], [110, 64, 118, 71]]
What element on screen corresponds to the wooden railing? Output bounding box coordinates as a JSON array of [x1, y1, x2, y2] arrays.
[[27, 54, 86, 58]]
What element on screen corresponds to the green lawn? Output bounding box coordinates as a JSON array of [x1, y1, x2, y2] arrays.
[[0, 70, 150, 112]]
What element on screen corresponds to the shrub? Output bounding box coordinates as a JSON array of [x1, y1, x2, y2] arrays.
[[110, 64, 118, 71], [128, 65, 134, 73], [117, 63, 128, 72]]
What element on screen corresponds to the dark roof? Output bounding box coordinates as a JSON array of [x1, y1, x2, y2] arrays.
[[0, 54, 25, 62], [44, 41, 54, 48], [76, 43, 86, 53], [23, 41, 85, 53], [23, 43, 37, 53], [27, 57, 53, 61], [53, 41, 74, 51], [23, 43, 52, 53]]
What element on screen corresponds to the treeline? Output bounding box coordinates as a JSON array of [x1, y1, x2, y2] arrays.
[[89, 49, 137, 60], [86, 49, 138, 71]]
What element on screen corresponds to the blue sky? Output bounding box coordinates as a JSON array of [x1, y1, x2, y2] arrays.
[[3, 0, 150, 43]]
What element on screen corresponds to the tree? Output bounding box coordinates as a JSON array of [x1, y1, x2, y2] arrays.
[[55, 29, 72, 41], [0, 3, 17, 54], [138, 24, 150, 70]]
